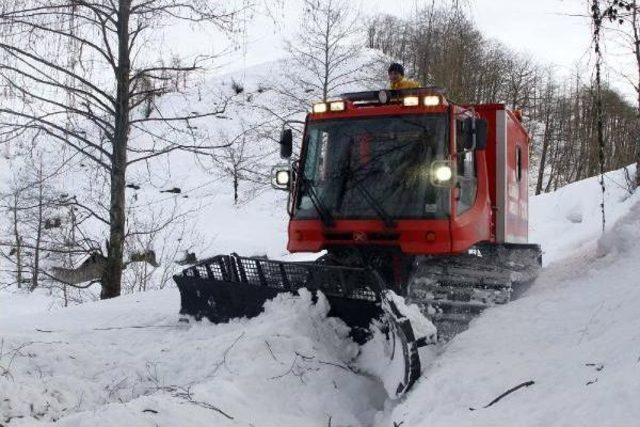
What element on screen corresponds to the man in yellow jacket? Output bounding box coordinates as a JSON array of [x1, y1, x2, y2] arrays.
[[388, 63, 420, 90]]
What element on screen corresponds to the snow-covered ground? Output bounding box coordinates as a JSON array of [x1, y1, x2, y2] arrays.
[[384, 165, 640, 426], [1, 165, 638, 426], [1, 289, 385, 426]]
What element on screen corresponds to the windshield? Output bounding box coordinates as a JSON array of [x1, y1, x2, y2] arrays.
[[295, 115, 450, 220]]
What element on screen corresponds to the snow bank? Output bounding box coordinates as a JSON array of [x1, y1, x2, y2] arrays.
[[530, 165, 637, 265], [382, 171, 640, 426], [0, 289, 385, 426]]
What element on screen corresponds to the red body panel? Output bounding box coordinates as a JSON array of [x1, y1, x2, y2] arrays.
[[288, 219, 452, 254], [475, 104, 529, 244], [450, 149, 493, 252], [287, 97, 530, 255]]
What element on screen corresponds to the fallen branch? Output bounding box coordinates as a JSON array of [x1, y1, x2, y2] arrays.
[[469, 380, 535, 411], [173, 386, 234, 420], [35, 324, 179, 333], [317, 360, 355, 373], [264, 340, 284, 364]]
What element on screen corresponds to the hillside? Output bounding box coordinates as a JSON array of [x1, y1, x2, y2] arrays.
[[1, 165, 637, 426], [0, 52, 385, 298], [384, 166, 640, 426]]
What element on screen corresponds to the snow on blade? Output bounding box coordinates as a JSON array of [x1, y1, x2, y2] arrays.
[[357, 292, 437, 399]]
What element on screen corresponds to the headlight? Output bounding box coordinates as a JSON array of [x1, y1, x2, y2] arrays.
[[434, 165, 452, 181], [423, 95, 440, 106], [275, 170, 290, 186], [378, 90, 389, 104], [312, 103, 327, 113], [271, 165, 292, 191], [430, 160, 455, 187]]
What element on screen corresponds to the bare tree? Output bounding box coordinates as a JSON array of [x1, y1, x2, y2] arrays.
[[0, 1, 249, 299], [599, 0, 640, 187], [366, 3, 638, 192], [211, 124, 273, 204], [0, 147, 70, 291], [504, 55, 539, 111], [1, 189, 26, 288], [284, 0, 365, 104]]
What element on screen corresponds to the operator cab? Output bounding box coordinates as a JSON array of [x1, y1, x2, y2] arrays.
[[274, 88, 494, 255]]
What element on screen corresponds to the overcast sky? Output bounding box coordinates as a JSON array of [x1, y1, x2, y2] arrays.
[[167, 0, 633, 99], [366, 0, 592, 70]]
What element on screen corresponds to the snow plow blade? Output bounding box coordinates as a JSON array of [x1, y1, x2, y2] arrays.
[[173, 254, 430, 396]]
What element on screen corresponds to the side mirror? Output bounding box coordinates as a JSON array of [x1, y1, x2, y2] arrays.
[[461, 117, 488, 151], [279, 129, 293, 159], [475, 119, 487, 150], [271, 165, 291, 191]]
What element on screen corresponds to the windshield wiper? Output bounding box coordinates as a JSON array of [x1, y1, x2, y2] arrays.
[[299, 175, 335, 227], [349, 174, 396, 228], [340, 146, 396, 228]]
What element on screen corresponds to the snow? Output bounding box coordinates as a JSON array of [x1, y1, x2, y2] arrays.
[[357, 297, 438, 399], [2, 54, 639, 425], [530, 166, 638, 265], [383, 165, 640, 426], [1, 289, 385, 425], [2, 164, 639, 425]]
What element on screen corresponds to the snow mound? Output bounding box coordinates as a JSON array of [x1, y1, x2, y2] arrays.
[[530, 165, 637, 265], [0, 289, 385, 426], [597, 199, 640, 258], [382, 175, 640, 426]]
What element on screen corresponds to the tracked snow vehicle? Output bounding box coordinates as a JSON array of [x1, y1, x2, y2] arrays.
[[174, 88, 541, 396]]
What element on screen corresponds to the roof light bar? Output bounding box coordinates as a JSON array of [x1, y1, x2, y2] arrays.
[[312, 103, 327, 113], [329, 101, 345, 111], [423, 95, 440, 106], [403, 96, 420, 107]]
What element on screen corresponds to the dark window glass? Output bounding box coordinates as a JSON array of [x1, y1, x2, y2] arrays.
[[456, 119, 477, 215], [295, 115, 450, 220]]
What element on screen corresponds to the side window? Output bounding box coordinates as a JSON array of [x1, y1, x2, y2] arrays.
[[304, 130, 328, 182], [516, 145, 522, 182], [456, 119, 477, 215], [299, 130, 328, 211], [318, 131, 329, 181]]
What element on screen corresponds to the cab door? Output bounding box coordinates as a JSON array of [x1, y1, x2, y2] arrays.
[[450, 109, 492, 252]]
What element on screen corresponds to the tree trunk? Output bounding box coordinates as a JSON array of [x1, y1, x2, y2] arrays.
[[233, 172, 239, 205], [633, 1, 640, 187], [12, 194, 23, 288], [536, 107, 552, 195], [102, 0, 131, 299], [593, 0, 606, 232], [322, 6, 330, 101], [30, 172, 44, 291]]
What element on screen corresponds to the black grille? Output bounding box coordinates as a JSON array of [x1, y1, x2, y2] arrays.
[[178, 254, 382, 302]]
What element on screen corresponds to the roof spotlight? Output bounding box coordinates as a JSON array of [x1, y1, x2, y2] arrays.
[[403, 96, 420, 107], [312, 103, 327, 113], [329, 101, 345, 111], [424, 95, 440, 106]]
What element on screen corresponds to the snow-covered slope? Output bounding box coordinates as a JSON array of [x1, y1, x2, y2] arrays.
[[0, 289, 385, 426], [0, 50, 386, 294], [383, 166, 640, 426], [2, 163, 638, 426]]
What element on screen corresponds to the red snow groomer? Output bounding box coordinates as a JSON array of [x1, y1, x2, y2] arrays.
[[174, 87, 541, 396]]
